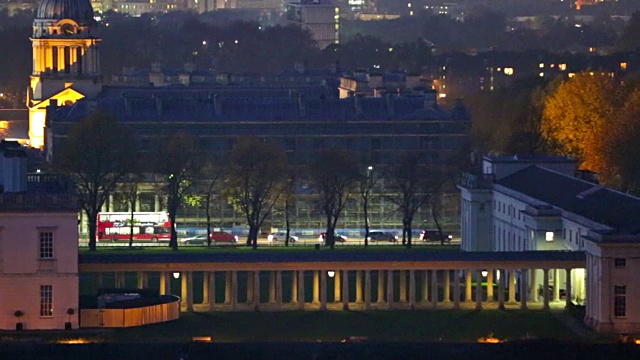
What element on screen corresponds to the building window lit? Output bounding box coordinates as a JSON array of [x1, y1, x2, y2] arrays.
[[559, 63, 567, 71], [538, 63, 544, 68], [504, 68, 513, 75], [545, 231, 554, 242], [568, 73, 575, 78], [614, 285, 626, 318], [40, 285, 53, 317], [621, 62, 628, 70], [39, 231, 54, 259], [615, 258, 626, 268]]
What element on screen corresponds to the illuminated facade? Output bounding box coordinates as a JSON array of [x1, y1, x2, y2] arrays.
[[459, 154, 640, 333], [28, 0, 102, 149], [0, 141, 79, 330]]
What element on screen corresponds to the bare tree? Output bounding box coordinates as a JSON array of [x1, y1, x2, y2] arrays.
[[154, 133, 201, 250], [360, 165, 384, 247], [386, 155, 440, 248], [201, 160, 221, 247], [309, 149, 360, 249], [120, 176, 140, 248], [223, 136, 289, 249], [54, 111, 135, 251]]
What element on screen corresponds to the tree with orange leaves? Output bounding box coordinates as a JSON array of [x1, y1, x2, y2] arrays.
[[541, 72, 624, 173], [598, 88, 640, 194]]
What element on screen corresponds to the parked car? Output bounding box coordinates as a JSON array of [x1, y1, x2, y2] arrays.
[[180, 231, 239, 245], [318, 232, 348, 243], [419, 229, 453, 242], [268, 231, 298, 243], [210, 231, 239, 243], [367, 231, 399, 242], [180, 234, 208, 245]]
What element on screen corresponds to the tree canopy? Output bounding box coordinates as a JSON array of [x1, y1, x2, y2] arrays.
[[55, 111, 136, 251]]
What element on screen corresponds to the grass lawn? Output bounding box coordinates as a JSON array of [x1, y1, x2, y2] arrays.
[[35, 309, 611, 344]]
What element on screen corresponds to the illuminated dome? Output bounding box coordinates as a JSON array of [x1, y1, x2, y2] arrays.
[[36, 0, 94, 23]]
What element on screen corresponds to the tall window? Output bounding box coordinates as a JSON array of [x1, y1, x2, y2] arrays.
[[615, 258, 626, 268], [40, 285, 53, 317], [614, 285, 626, 318], [39, 232, 53, 259]]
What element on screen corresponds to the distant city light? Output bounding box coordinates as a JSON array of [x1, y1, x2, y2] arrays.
[[234, 40, 239, 44], [559, 64, 567, 71], [538, 63, 544, 68], [202, 41, 207, 46], [504, 68, 513, 75], [539, 72, 544, 77], [621, 62, 628, 70]]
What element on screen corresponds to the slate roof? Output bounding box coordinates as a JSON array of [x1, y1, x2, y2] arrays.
[[496, 165, 640, 233]]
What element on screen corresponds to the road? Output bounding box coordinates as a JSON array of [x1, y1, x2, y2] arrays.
[[80, 237, 461, 248]]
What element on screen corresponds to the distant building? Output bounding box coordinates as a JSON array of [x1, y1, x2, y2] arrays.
[[459, 154, 640, 333], [0, 140, 79, 330], [286, 0, 339, 49]]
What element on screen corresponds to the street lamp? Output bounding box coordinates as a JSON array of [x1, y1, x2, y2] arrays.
[[328, 271, 335, 278], [173, 272, 180, 279], [481, 270, 488, 277]]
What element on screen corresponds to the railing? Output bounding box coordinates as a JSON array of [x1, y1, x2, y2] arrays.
[[0, 193, 77, 211], [80, 295, 180, 328]]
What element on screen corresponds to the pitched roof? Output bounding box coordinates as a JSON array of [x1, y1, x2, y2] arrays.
[[496, 165, 640, 232]]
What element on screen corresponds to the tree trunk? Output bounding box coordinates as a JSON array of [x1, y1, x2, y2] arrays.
[[363, 197, 370, 247], [406, 215, 413, 248], [129, 207, 135, 248], [168, 204, 179, 250], [87, 209, 98, 251], [325, 215, 334, 249], [205, 193, 212, 247], [433, 204, 445, 245], [285, 199, 291, 247], [249, 225, 260, 250]]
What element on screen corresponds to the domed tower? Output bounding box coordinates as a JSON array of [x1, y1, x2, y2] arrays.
[[28, 0, 101, 149]]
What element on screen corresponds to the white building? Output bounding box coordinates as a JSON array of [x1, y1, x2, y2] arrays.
[[0, 141, 79, 330], [459, 154, 640, 333]]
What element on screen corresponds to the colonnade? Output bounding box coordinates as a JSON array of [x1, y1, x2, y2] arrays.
[[94, 267, 579, 312]]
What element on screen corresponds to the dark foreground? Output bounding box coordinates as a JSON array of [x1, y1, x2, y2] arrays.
[[2, 341, 640, 360]]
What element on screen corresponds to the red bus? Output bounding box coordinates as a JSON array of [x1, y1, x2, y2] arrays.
[[97, 212, 172, 243]]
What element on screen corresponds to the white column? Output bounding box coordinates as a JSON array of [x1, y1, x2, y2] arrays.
[[313, 270, 320, 304], [443, 270, 450, 303], [508, 270, 517, 304], [553, 269, 560, 302], [159, 272, 167, 295], [355, 270, 363, 304], [334, 270, 341, 303], [269, 271, 276, 304], [465, 270, 472, 302], [565, 268, 572, 308], [181, 271, 193, 312], [530, 268, 538, 303], [422, 270, 429, 303], [399, 270, 407, 302], [487, 270, 494, 301], [291, 270, 298, 305], [224, 272, 231, 305], [498, 269, 505, 310]]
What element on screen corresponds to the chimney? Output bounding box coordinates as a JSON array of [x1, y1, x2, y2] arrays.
[[209, 93, 222, 117], [298, 94, 306, 118], [385, 93, 395, 118], [153, 94, 163, 118], [354, 94, 363, 118]]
